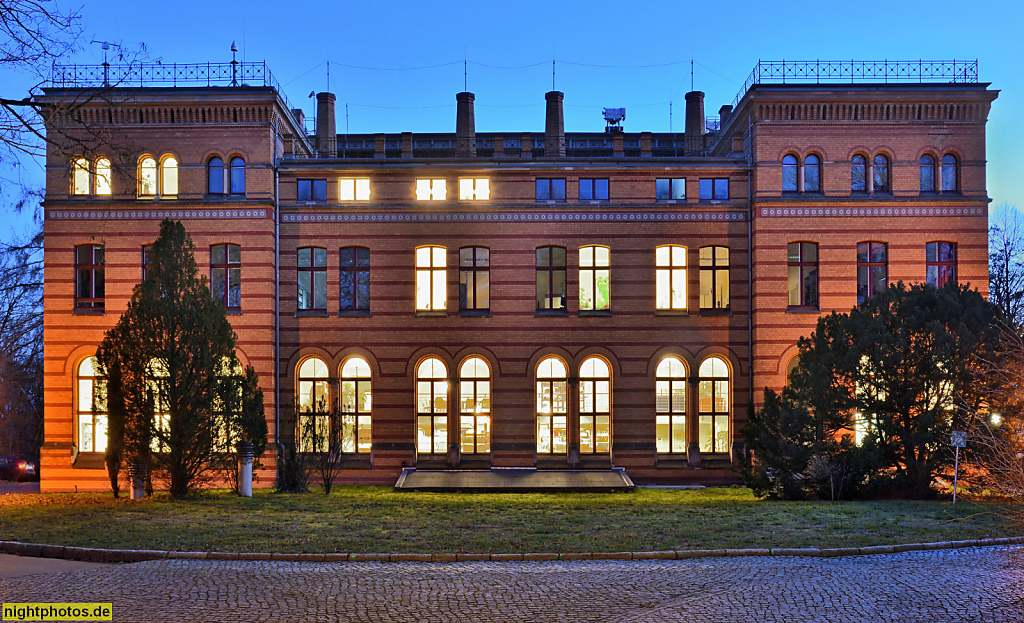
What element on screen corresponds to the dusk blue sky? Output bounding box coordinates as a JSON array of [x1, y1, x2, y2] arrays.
[[3, 0, 1021, 239]]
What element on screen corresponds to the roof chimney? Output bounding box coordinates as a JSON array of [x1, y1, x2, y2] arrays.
[[684, 91, 705, 156], [315, 92, 337, 157], [545, 91, 565, 157], [455, 92, 476, 157]]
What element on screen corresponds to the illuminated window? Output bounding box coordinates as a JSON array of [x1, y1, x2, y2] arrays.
[[72, 157, 90, 195], [942, 154, 958, 192], [77, 356, 107, 453], [415, 246, 447, 312], [340, 357, 372, 454], [536, 357, 568, 454], [149, 358, 170, 452], [339, 178, 371, 201], [857, 242, 887, 305], [536, 246, 567, 312], [578, 178, 609, 201], [782, 155, 798, 192], [872, 154, 889, 193], [211, 243, 241, 310], [416, 357, 448, 455], [656, 245, 687, 311], [95, 157, 111, 195], [75, 244, 105, 310], [920, 155, 936, 192], [297, 357, 329, 452], [213, 357, 243, 452], [698, 356, 730, 453], [787, 242, 818, 308], [340, 247, 370, 312], [535, 178, 566, 201], [459, 247, 489, 312], [415, 178, 447, 201], [579, 245, 610, 312], [459, 178, 490, 201], [579, 357, 610, 454], [229, 157, 245, 195], [459, 357, 491, 454], [161, 156, 178, 196], [699, 246, 730, 310], [138, 156, 157, 196], [804, 155, 821, 193], [851, 155, 867, 193], [926, 242, 957, 287], [655, 357, 686, 454], [297, 179, 327, 202], [297, 247, 327, 310], [698, 178, 728, 200], [208, 157, 224, 195], [656, 178, 686, 200]]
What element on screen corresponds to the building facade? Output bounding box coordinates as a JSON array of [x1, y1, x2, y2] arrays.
[[38, 60, 995, 491]]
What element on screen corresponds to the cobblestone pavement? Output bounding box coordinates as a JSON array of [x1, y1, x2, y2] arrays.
[[1, 546, 1022, 622]]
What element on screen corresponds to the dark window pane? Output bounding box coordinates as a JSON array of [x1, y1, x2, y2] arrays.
[[857, 266, 869, 305], [714, 179, 728, 200], [872, 266, 886, 296], [314, 248, 327, 267], [208, 158, 224, 194], [93, 269, 104, 298], [873, 155, 889, 191], [920, 156, 935, 192], [803, 267, 818, 307], [940, 242, 955, 262], [699, 179, 712, 199], [871, 243, 886, 263], [228, 268, 241, 307], [77, 269, 91, 299], [782, 160, 797, 192], [942, 155, 957, 191], [656, 178, 670, 200], [595, 178, 609, 200], [340, 271, 354, 309], [552, 247, 566, 266], [297, 248, 311, 268], [460, 248, 474, 267], [314, 271, 327, 309], [579, 179, 592, 200], [227, 245, 241, 264], [297, 272, 312, 309], [211, 267, 226, 304], [856, 242, 868, 264], [355, 247, 369, 267], [230, 158, 245, 194], [804, 161, 820, 192], [802, 243, 817, 263], [552, 179, 565, 200], [926, 242, 937, 262], [340, 248, 354, 267], [535, 179, 549, 200], [313, 180, 328, 201], [536, 247, 549, 266], [787, 243, 800, 263], [459, 272, 470, 309], [927, 265, 938, 286], [356, 270, 370, 309], [297, 180, 312, 201], [211, 244, 226, 265], [851, 156, 866, 191]]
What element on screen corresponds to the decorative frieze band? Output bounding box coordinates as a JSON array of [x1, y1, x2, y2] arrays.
[[760, 206, 984, 218], [47, 209, 268, 220], [282, 211, 747, 224]]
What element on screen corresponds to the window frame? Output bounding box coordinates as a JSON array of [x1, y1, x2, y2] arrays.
[[338, 177, 372, 202], [655, 177, 686, 201], [94, 157, 111, 195], [458, 177, 490, 201], [297, 179, 328, 202], [851, 154, 867, 193], [697, 356, 731, 454], [210, 243, 242, 312], [296, 246, 328, 311], [339, 246, 371, 314], [535, 178, 566, 202], [458, 357, 491, 455], [655, 356, 687, 454], [72, 157, 91, 195], [781, 155, 798, 193], [856, 242, 888, 305], [415, 245, 447, 313], [74, 244, 105, 310], [340, 356, 373, 454], [920, 154, 936, 193], [926, 241, 957, 288], [296, 356, 330, 452], [229, 157, 246, 195], [787, 242, 818, 309], [699, 246, 730, 311], [578, 356, 611, 454], [578, 178, 609, 201], [535, 245, 568, 315], [208, 157, 225, 195], [655, 245, 688, 312], [458, 246, 490, 315], [415, 178, 447, 201], [159, 154, 178, 197], [804, 154, 821, 193], [872, 154, 890, 193], [138, 155, 158, 197], [698, 178, 729, 200], [941, 154, 958, 193], [416, 357, 449, 456]]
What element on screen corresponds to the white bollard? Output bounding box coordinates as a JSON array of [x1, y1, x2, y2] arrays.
[[130, 460, 146, 500], [239, 454, 253, 497]]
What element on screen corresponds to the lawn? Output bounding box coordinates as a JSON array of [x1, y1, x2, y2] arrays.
[[0, 487, 1015, 554]]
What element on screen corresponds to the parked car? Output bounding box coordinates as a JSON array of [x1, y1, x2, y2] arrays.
[[0, 456, 37, 482]]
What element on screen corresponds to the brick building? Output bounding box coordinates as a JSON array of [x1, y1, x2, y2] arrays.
[[37, 60, 996, 491]]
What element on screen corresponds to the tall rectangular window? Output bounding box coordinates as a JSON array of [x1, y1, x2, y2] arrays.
[[578, 178, 609, 201], [297, 247, 327, 310], [787, 242, 818, 308], [211, 243, 241, 311], [535, 178, 566, 201], [926, 242, 957, 287], [339, 178, 371, 201], [536, 246, 567, 312], [579, 245, 610, 312], [699, 246, 730, 310], [459, 247, 490, 313], [340, 247, 370, 312], [857, 242, 887, 305], [699, 178, 729, 200], [297, 179, 327, 202], [415, 179, 447, 201], [75, 245, 105, 310], [656, 245, 687, 311], [142, 244, 153, 281], [416, 246, 447, 311], [458, 178, 490, 201], [656, 178, 686, 200]]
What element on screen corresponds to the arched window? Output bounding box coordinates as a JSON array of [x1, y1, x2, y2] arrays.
[[138, 156, 157, 196], [208, 157, 224, 195], [160, 155, 178, 196], [579, 357, 610, 454], [229, 157, 246, 195], [72, 158, 90, 195], [536, 357, 568, 454], [785, 355, 800, 387], [416, 357, 448, 455], [655, 357, 686, 454], [459, 357, 491, 454], [297, 357, 329, 451], [920, 155, 936, 192], [698, 357, 730, 453], [95, 157, 111, 195], [804, 155, 821, 193], [872, 154, 889, 193], [851, 155, 866, 192], [340, 357, 372, 453], [782, 154, 798, 192], [77, 356, 107, 453], [941, 154, 958, 192]]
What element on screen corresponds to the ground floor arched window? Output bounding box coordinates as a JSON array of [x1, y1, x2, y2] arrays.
[[698, 356, 730, 453], [459, 357, 491, 454], [536, 357, 568, 454], [76, 356, 107, 453], [655, 357, 687, 453], [341, 357, 372, 453], [579, 357, 610, 453], [416, 357, 449, 454]]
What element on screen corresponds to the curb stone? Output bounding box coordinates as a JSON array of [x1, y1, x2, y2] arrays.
[[0, 536, 1021, 564]]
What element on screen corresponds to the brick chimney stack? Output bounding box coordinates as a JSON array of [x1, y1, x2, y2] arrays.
[[455, 92, 476, 157], [545, 91, 565, 157], [684, 91, 705, 156], [315, 92, 337, 157]]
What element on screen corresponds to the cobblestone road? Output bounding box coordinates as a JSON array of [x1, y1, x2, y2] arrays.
[[1, 546, 1021, 622]]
